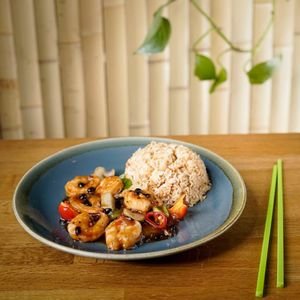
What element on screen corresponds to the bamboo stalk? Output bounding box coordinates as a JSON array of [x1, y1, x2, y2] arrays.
[[209, 0, 232, 134], [250, 0, 273, 133], [169, 0, 189, 134], [125, 0, 149, 136], [146, 0, 169, 135], [56, 0, 86, 138], [229, 0, 253, 134], [10, 0, 45, 138], [0, 0, 23, 139], [34, 0, 64, 138], [189, 0, 210, 134], [270, 0, 295, 133], [103, 0, 129, 137], [289, 0, 300, 132], [80, 0, 108, 137]]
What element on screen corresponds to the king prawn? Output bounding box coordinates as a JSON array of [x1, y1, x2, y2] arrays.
[[58, 167, 189, 251]]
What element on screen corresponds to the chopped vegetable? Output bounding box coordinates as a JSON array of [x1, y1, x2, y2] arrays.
[[120, 176, 132, 190], [168, 194, 188, 220], [92, 166, 105, 179], [123, 208, 145, 221], [58, 201, 78, 221], [142, 222, 164, 239], [109, 209, 122, 220], [104, 169, 115, 177], [93, 167, 115, 178], [101, 192, 115, 209], [153, 205, 170, 217], [145, 211, 167, 229]]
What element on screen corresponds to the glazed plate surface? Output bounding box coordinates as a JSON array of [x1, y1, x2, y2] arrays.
[[13, 137, 246, 260]]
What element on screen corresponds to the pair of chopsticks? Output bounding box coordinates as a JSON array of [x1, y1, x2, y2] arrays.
[[256, 159, 284, 297]]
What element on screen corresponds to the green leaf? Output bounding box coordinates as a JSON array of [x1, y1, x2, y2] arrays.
[[121, 177, 132, 190], [209, 68, 227, 93], [194, 54, 217, 80], [136, 10, 171, 54], [247, 56, 281, 84]]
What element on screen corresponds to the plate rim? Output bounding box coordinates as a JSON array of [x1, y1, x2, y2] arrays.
[[13, 136, 247, 260]]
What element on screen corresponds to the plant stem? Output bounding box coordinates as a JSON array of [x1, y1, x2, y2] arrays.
[[190, 0, 275, 57], [252, 0, 275, 57], [156, 0, 176, 15], [190, 0, 252, 53], [192, 28, 213, 53], [216, 48, 231, 67]]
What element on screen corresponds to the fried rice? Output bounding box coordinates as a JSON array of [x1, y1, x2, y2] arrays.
[[124, 141, 211, 207]]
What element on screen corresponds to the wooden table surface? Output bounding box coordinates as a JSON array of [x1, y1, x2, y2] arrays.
[[0, 134, 299, 299]]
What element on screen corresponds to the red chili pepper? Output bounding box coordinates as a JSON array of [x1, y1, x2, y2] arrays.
[[145, 211, 167, 229]]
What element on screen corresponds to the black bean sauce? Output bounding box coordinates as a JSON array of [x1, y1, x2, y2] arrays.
[[87, 187, 95, 194], [103, 208, 112, 214], [79, 194, 91, 206], [134, 188, 151, 198], [78, 182, 85, 188], [75, 226, 81, 235], [90, 214, 100, 224], [79, 194, 88, 201]]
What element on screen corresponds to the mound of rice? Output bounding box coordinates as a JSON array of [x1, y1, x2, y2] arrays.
[[124, 141, 211, 207]]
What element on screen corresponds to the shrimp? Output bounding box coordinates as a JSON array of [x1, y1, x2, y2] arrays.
[[65, 175, 101, 197], [96, 176, 123, 196], [124, 188, 153, 213], [69, 194, 102, 214], [105, 216, 142, 250], [67, 211, 109, 242]]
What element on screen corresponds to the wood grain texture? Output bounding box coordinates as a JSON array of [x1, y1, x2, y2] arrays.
[[0, 134, 299, 299]]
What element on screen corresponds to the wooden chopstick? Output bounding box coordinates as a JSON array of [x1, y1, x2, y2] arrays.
[[277, 159, 284, 288], [256, 164, 278, 297]]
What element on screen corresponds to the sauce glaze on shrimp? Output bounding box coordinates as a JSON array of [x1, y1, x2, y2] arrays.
[[105, 216, 142, 250], [65, 175, 101, 197], [67, 211, 109, 242]]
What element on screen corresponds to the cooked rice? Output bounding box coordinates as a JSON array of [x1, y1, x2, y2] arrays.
[[124, 141, 211, 207]]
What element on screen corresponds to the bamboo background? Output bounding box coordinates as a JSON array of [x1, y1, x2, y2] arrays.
[[0, 0, 299, 139]]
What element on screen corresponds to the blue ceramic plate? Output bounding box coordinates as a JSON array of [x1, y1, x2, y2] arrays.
[[13, 137, 246, 260]]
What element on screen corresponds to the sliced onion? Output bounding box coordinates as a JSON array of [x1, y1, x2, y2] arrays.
[[92, 167, 115, 179], [101, 192, 115, 209], [123, 208, 145, 221], [93, 167, 106, 179], [104, 169, 115, 177]]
